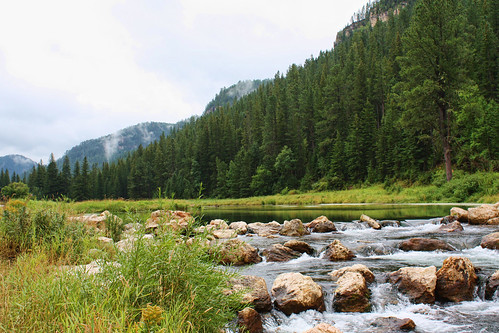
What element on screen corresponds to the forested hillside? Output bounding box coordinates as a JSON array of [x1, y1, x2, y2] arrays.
[[4, 0, 497, 201]]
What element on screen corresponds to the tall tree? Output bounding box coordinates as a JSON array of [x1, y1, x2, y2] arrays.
[[398, 0, 470, 181]]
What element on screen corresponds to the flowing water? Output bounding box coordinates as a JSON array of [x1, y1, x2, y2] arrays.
[[211, 204, 499, 333]]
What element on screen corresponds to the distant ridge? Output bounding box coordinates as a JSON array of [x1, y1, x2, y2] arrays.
[[0, 154, 36, 175]]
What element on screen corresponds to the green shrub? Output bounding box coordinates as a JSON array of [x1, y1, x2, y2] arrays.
[[1, 182, 30, 199]]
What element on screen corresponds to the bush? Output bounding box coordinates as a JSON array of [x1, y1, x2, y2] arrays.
[[1, 182, 30, 199]]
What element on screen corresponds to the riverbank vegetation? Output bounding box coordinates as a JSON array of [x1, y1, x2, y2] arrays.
[[0, 200, 244, 332]]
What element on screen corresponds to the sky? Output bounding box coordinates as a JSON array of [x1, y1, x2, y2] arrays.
[[0, 0, 369, 162]]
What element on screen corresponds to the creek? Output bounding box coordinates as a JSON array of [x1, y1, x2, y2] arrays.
[[208, 204, 498, 333]]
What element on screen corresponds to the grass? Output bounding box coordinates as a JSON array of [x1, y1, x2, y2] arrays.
[[0, 200, 245, 332]]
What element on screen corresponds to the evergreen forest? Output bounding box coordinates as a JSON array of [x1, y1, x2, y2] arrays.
[[1, 0, 498, 201]]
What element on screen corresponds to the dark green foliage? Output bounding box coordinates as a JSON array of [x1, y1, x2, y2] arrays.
[[1, 182, 30, 199]]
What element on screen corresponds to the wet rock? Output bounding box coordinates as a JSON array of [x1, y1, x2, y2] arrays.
[[145, 210, 194, 232], [439, 215, 458, 224], [388, 266, 437, 304], [468, 204, 499, 225], [450, 207, 469, 222], [247, 222, 282, 237], [324, 240, 355, 261], [438, 221, 464, 233], [307, 216, 337, 233], [216, 239, 262, 266], [303, 323, 343, 333], [229, 221, 248, 235], [380, 220, 401, 227], [333, 272, 371, 312], [237, 307, 263, 333], [370, 317, 416, 332], [436, 256, 478, 302], [279, 219, 310, 236], [480, 232, 499, 250], [360, 214, 382, 229], [283, 240, 315, 255], [486, 217, 499, 225], [226, 275, 272, 312], [271, 272, 325, 315], [399, 238, 455, 251], [330, 264, 375, 284], [356, 243, 395, 256], [263, 244, 301, 262], [485, 270, 499, 300]]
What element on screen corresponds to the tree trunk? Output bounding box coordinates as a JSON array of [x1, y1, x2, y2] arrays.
[[439, 105, 453, 182]]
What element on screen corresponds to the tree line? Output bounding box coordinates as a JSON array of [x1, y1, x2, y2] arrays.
[[1, 0, 497, 201]]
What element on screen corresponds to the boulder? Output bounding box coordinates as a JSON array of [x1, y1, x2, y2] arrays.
[[247, 222, 282, 237], [480, 232, 499, 250], [486, 217, 499, 225], [399, 238, 455, 252], [145, 210, 194, 232], [436, 256, 478, 302], [360, 214, 382, 230], [229, 221, 248, 235], [69, 210, 120, 231], [263, 244, 301, 262], [308, 216, 337, 233], [329, 264, 375, 284], [439, 215, 458, 224], [216, 239, 262, 266], [333, 272, 371, 312], [283, 240, 315, 255], [271, 272, 325, 315], [213, 229, 238, 239], [438, 221, 464, 233], [279, 219, 310, 237], [380, 220, 401, 228], [450, 207, 469, 222], [237, 307, 263, 333], [370, 317, 416, 332], [303, 323, 343, 333], [388, 266, 437, 304], [226, 275, 272, 312], [324, 240, 355, 261], [209, 219, 229, 229], [468, 204, 499, 225], [485, 270, 499, 300]]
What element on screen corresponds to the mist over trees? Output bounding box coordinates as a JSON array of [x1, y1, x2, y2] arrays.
[[1, 0, 497, 201]]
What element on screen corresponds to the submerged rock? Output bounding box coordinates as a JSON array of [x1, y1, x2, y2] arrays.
[[380, 220, 401, 228], [333, 271, 371, 312], [237, 307, 263, 333], [436, 256, 478, 302], [216, 239, 262, 266], [370, 317, 416, 332], [283, 240, 315, 255], [480, 232, 499, 250], [360, 214, 382, 229], [307, 216, 337, 233], [388, 266, 437, 304], [485, 270, 499, 300], [399, 238, 455, 251], [271, 272, 325, 315], [303, 323, 343, 333], [279, 219, 310, 236], [324, 240, 355, 261], [263, 244, 301, 262]]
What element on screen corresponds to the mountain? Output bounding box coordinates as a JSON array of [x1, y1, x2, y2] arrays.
[[204, 79, 268, 114], [0, 154, 36, 176], [58, 122, 177, 167]]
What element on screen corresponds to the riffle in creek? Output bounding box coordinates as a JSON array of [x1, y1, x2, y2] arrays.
[[216, 205, 498, 333]]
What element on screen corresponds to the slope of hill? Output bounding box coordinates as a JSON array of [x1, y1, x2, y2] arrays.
[[0, 154, 36, 176], [58, 122, 176, 167], [204, 79, 268, 114]]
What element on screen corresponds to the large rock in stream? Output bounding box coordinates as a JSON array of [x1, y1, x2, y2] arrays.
[[480, 232, 499, 250], [283, 240, 315, 255], [263, 244, 301, 262], [388, 266, 437, 304], [399, 238, 455, 252], [279, 219, 310, 236], [247, 221, 282, 237], [271, 272, 325, 315], [485, 270, 499, 300], [436, 256, 478, 302], [329, 264, 375, 284], [332, 271, 371, 312], [324, 240, 355, 261], [467, 203, 499, 225], [369, 317, 416, 332], [360, 214, 382, 229], [215, 239, 262, 266], [450, 207, 469, 222], [225, 275, 272, 312], [307, 216, 337, 233], [237, 307, 263, 333]]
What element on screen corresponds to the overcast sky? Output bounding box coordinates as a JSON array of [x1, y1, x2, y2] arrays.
[[0, 0, 369, 162]]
